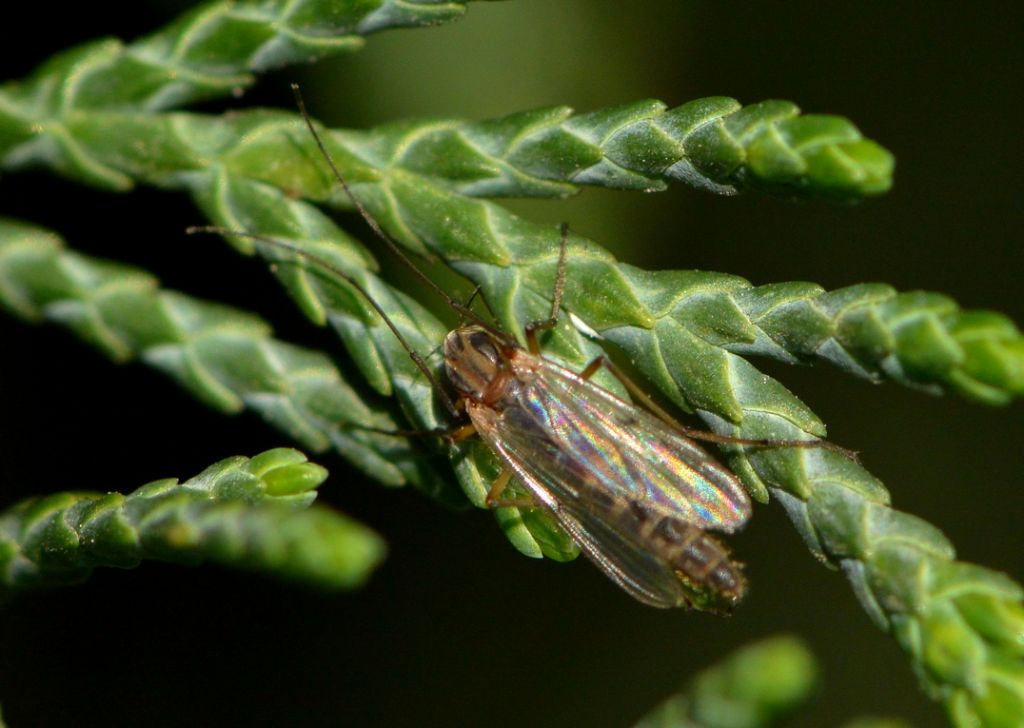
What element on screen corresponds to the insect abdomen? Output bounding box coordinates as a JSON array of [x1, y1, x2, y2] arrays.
[[648, 513, 745, 608], [609, 497, 746, 610]]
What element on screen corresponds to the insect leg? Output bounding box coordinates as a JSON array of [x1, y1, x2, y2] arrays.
[[463, 285, 501, 327], [444, 422, 479, 444], [579, 355, 859, 462], [463, 285, 482, 310], [353, 421, 476, 441], [524, 222, 570, 355], [485, 468, 537, 509]]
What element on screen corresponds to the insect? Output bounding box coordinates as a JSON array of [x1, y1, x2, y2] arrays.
[[442, 316, 753, 611], [191, 85, 851, 612]]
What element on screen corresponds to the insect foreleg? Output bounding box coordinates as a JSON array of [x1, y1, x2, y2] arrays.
[[484, 468, 537, 509], [351, 421, 474, 441], [444, 422, 478, 444]]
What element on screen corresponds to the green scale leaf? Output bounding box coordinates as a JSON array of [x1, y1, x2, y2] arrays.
[[633, 635, 819, 728], [0, 5, 1021, 722], [341, 95, 894, 200], [3, 104, 1022, 721], [0, 218, 459, 504], [0, 448, 386, 595], [8, 108, 1015, 406]]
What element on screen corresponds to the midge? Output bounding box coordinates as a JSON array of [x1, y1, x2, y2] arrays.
[[192, 85, 849, 613]]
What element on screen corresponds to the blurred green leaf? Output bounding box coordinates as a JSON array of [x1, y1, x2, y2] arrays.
[[0, 448, 386, 595], [633, 635, 818, 728], [0, 218, 460, 504]]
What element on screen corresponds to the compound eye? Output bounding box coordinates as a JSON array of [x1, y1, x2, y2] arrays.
[[467, 329, 490, 350], [467, 330, 498, 362]]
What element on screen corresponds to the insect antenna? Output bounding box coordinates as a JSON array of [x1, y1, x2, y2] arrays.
[[184, 225, 461, 418], [289, 83, 512, 347]]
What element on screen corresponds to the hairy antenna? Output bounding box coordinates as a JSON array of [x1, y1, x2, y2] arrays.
[[289, 83, 509, 344], [185, 225, 462, 418]]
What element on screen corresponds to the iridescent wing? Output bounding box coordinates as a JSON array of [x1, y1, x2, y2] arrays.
[[539, 487, 694, 608], [550, 496, 743, 611], [507, 354, 751, 532], [465, 353, 750, 609], [471, 402, 692, 607]]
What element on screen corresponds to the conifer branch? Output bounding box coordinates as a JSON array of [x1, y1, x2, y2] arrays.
[[0, 448, 386, 594]]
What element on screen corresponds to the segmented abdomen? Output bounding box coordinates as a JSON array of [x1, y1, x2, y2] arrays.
[[588, 487, 746, 608]]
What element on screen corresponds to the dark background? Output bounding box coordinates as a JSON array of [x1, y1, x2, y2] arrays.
[[1, 2, 1021, 726]]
